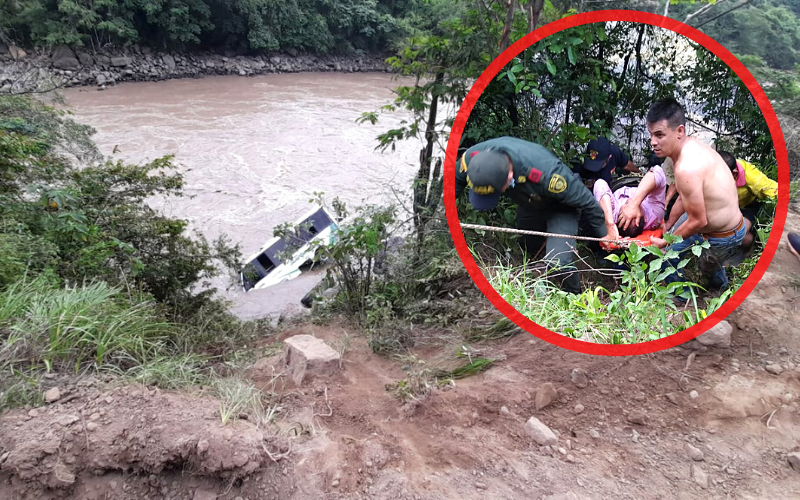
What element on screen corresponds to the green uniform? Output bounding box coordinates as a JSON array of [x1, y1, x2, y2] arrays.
[[455, 137, 606, 293]]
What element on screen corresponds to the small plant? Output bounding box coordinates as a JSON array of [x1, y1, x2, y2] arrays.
[[480, 233, 732, 343], [212, 377, 265, 426]]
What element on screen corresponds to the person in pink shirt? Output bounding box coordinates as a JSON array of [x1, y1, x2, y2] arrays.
[[592, 166, 667, 247]]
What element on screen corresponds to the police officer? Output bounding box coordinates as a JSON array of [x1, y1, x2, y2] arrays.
[[574, 137, 638, 189], [455, 137, 609, 294]]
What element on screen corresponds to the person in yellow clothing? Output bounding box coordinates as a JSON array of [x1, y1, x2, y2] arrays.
[[718, 151, 777, 249]]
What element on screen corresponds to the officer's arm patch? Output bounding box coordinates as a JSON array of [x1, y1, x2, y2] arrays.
[[548, 174, 567, 194], [517, 175, 527, 183], [528, 167, 543, 183]]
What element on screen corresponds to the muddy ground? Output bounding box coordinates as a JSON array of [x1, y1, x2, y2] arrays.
[[2, 212, 800, 499]]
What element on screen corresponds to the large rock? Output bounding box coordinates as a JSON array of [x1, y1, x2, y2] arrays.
[[9, 46, 26, 59], [282, 334, 340, 386], [77, 52, 93, 66], [53, 55, 80, 70], [524, 416, 558, 446], [95, 55, 111, 66], [696, 320, 732, 348], [162, 54, 176, 70], [52, 45, 75, 60], [110, 56, 130, 67]]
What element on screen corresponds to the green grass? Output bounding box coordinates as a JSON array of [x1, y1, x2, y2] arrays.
[[0, 276, 269, 412], [474, 244, 726, 344], [0, 278, 175, 373]]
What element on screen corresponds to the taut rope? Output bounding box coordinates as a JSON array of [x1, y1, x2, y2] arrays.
[[459, 223, 631, 247]]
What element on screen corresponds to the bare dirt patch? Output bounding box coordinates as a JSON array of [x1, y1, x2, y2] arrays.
[[2, 220, 800, 500]]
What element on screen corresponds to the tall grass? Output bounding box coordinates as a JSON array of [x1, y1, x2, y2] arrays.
[[0, 278, 175, 372], [0, 277, 213, 410]]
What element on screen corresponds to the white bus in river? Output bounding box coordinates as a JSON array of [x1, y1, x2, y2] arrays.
[[240, 205, 339, 292]]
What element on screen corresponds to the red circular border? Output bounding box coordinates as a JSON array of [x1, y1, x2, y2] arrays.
[[444, 10, 789, 356]]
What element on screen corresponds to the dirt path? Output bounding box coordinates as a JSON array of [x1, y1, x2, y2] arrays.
[[2, 218, 800, 499]]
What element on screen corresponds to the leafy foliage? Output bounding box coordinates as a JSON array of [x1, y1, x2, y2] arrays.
[[0, 94, 241, 310], [0, 0, 412, 54], [482, 236, 730, 344]]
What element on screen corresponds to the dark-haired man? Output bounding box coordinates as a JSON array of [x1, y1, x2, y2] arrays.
[[454, 137, 610, 294], [625, 98, 744, 292], [593, 164, 667, 245]]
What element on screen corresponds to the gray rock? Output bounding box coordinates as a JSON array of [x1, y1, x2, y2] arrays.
[[53, 57, 80, 70], [271, 56, 281, 65], [788, 452, 800, 471], [162, 54, 176, 70], [573, 403, 585, 414], [696, 320, 732, 348], [9, 46, 26, 59], [535, 383, 558, 410], [0, 44, 8, 55], [627, 410, 647, 425], [282, 334, 341, 386], [55, 414, 79, 426], [52, 45, 76, 61], [685, 443, 704, 461], [95, 55, 111, 66], [96, 74, 107, 86], [692, 464, 708, 488], [110, 57, 130, 67], [570, 368, 589, 388], [77, 52, 93, 66], [524, 416, 558, 446], [765, 364, 783, 375], [44, 387, 61, 403]]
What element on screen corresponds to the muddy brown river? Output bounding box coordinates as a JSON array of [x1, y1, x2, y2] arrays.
[[63, 73, 421, 319]]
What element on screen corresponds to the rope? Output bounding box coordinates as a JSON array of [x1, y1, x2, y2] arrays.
[[459, 222, 632, 247]]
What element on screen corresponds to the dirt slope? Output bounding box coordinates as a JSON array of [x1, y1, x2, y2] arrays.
[[2, 216, 800, 500]]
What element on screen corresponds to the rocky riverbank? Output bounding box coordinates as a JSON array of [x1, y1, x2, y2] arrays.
[[0, 44, 392, 93]]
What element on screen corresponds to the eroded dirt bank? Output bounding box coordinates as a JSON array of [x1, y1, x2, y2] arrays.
[[2, 221, 800, 499]]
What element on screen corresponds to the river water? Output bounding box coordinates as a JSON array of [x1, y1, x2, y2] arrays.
[[63, 73, 421, 319]]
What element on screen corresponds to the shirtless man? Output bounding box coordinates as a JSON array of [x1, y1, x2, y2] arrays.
[[617, 98, 745, 292]]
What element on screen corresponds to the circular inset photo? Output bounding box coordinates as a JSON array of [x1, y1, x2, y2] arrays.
[[444, 12, 789, 355]]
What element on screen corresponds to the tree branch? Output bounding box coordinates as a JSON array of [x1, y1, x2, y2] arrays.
[[684, 0, 723, 25], [695, 0, 753, 28]]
